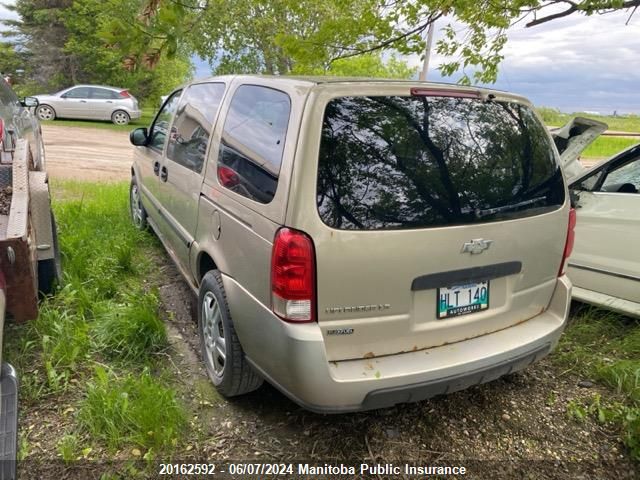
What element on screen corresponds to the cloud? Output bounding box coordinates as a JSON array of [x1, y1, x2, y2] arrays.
[[420, 9, 640, 113]]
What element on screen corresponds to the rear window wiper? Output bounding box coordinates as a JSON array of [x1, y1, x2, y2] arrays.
[[475, 196, 547, 218]]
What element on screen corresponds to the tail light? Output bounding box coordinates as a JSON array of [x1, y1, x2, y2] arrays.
[[271, 228, 316, 322], [119, 90, 132, 98], [218, 166, 240, 188], [558, 208, 577, 277]]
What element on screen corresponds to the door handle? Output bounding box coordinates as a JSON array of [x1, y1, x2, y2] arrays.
[[106, 101, 113, 103], [153, 161, 160, 175], [160, 166, 168, 182], [80, 100, 87, 103]]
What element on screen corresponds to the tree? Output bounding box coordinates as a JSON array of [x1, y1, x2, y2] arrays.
[[307, 54, 417, 79], [2, 0, 77, 90], [122, 0, 640, 83], [2, 0, 192, 102], [0, 41, 26, 79], [66, 0, 192, 103]]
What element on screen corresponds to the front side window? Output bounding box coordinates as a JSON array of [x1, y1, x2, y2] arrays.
[[572, 147, 640, 193], [166, 83, 225, 173], [148, 90, 182, 152], [217, 85, 291, 204], [317, 95, 565, 230], [63, 87, 90, 99], [600, 155, 640, 193]]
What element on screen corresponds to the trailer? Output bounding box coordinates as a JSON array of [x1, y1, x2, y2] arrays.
[[0, 138, 60, 479]]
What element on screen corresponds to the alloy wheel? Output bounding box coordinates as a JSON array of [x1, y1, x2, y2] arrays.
[[130, 184, 143, 227], [202, 291, 226, 378]]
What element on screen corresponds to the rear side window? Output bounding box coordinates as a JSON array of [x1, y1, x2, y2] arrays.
[[217, 85, 291, 204], [148, 90, 182, 152], [317, 95, 565, 230], [167, 83, 225, 173], [89, 88, 119, 99]]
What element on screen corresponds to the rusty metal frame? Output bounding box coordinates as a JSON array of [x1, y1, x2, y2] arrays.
[[0, 139, 38, 321]]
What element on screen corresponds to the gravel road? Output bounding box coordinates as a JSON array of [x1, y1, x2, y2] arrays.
[[41, 125, 132, 182]]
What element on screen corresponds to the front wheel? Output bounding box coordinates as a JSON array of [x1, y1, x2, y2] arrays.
[[36, 104, 56, 121], [198, 270, 263, 397], [111, 110, 130, 125]]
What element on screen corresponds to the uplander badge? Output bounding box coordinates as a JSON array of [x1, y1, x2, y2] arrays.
[[327, 328, 354, 336], [461, 239, 493, 254], [325, 304, 391, 314]]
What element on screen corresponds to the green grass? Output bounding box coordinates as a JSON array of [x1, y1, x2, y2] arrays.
[[78, 367, 185, 451], [553, 305, 640, 459], [580, 136, 639, 160], [39, 107, 157, 132], [93, 293, 168, 363], [57, 434, 81, 463], [3, 180, 185, 459]]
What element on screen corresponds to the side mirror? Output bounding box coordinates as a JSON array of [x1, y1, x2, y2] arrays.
[[21, 97, 39, 108], [130, 127, 148, 146]]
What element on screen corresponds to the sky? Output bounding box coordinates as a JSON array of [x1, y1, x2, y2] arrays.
[[2, 3, 638, 114], [418, 8, 640, 114]]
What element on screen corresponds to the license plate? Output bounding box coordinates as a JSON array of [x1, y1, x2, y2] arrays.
[[437, 281, 489, 319]]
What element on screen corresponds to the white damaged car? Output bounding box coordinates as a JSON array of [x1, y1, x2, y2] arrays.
[[553, 118, 640, 318]]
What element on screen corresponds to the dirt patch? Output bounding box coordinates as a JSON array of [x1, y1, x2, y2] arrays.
[[153, 259, 638, 479], [41, 125, 132, 182], [0, 185, 12, 215]]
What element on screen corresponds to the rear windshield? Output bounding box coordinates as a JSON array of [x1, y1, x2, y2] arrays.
[[317, 95, 565, 230]]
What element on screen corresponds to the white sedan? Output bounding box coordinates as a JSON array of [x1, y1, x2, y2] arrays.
[[554, 118, 640, 318]]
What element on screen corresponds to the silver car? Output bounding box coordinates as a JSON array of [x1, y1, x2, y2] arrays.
[[34, 85, 141, 125]]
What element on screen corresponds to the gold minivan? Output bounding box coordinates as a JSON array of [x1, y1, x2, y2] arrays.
[[129, 76, 574, 413]]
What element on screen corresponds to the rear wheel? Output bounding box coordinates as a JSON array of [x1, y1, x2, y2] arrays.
[[37, 213, 62, 295], [111, 110, 130, 125], [129, 180, 147, 230], [198, 270, 263, 397], [36, 104, 56, 121]]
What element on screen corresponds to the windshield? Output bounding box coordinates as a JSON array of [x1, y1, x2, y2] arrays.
[[317, 95, 565, 230]]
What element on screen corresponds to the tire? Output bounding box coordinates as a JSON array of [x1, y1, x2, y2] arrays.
[[35, 104, 56, 121], [37, 213, 62, 295], [198, 270, 263, 397], [111, 110, 130, 125], [129, 180, 148, 230]]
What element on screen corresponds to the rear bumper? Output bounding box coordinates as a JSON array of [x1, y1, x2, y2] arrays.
[[128, 110, 142, 120], [226, 275, 571, 413]]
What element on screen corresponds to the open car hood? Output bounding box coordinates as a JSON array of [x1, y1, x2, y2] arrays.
[[550, 117, 607, 180]]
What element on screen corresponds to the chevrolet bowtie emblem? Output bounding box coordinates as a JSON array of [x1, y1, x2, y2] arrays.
[[461, 239, 493, 254]]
